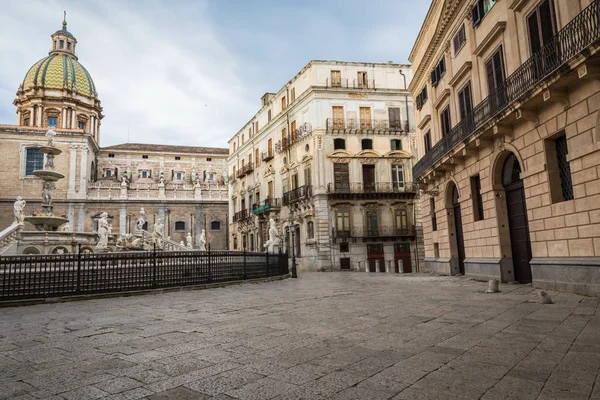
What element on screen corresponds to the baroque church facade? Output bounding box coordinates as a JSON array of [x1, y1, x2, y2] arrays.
[[0, 18, 229, 251]]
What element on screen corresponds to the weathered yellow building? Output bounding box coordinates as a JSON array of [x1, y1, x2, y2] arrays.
[[410, 0, 600, 295], [0, 18, 229, 252]]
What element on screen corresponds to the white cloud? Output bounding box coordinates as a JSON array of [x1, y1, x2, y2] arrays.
[[0, 0, 256, 148]]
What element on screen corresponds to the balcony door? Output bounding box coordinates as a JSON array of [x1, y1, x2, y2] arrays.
[[391, 164, 405, 190], [332, 106, 344, 129], [485, 47, 507, 113], [366, 209, 379, 237], [527, 0, 558, 76], [334, 163, 349, 192], [360, 107, 372, 129], [389, 107, 401, 128], [362, 164, 376, 192]]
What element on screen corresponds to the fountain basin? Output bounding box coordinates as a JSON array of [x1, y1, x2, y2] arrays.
[[24, 216, 69, 231], [38, 146, 62, 155], [32, 170, 65, 181]]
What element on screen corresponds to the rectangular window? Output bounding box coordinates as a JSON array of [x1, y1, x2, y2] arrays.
[[458, 82, 473, 121], [430, 198, 437, 231], [281, 128, 287, 149], [424, 130, 432, 154], [334, 163, 349, 191], [416, 85, 428, 110], [391, 139, 402, 151], [388, 107, 401, 128], [290, 88, 296, 102], [59, 40, 64, 49], [175, 156, 181, 160], [108, 153, 115, 158], [471, 175, 484, 221], [359, 107, 372, 129], [361, 139, 373, 150], [248, 127, 252, 137], [268, 181, 274, 199], [282, 178, 289, 196], [78, 121, 85, 130], [242, 134, 245, 145], [25, 148, 44, 176], [142, 155, 148, 159], [391, 165, 405, 189], [395, 208, 409, 231], [527, 0, 556, 55], [362, 164, 375, 192], [486, 46, 506, 96], [431, 57, 446, 87], [366, 209, 379, 236], [281, 96, 286, 110], [304, 167, 311, 186], [67, 41, 72, 50], [332, 106, 344, 129], [340, 242, 349, 253], [207, 157, 212, 161], [47, 117, 57, 127], [255, 121, 259, 133], [472, 0, 496, 27], [357, 71, 368, 88], [546, 132, 574, 203], [291, 120, 297, 142], [267, 138, 273, 155], [331, 70, 341, 87], [267, 110, 272, 122], [336, 209, 351, 234], [434, 243, 440, 258], [255, 149, 259, 167], [453, 25, 466, 55], [440, 106, 451, 137]]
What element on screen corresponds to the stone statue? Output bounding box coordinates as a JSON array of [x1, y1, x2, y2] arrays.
[[199, 229, 207, 251], [159, 175, 165, 185], [153, 218, 164, 249], [96, 212, 110, 249], [136, 208, 146, 231], [116, 234, 142, 250], [13, 196, 26, 225], [263, 218, 280, 253], [42, 181, 54, 205], [59, 223, 70, 232], [186, 232, 193, 248], [180, 240, 185, 246], [191, 170, 197, 183], [121, 175, 128, 187], [46, 126, 57, 146]]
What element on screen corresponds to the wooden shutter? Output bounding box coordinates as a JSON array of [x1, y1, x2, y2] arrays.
[[362, 164, 375, 192], [458, 82, 472, 120], [528, 12, 542, 54], [291, 121, 297, 142], [334, 163, 349, 191], [255, 149, 259, 166], [332, 106, 344, 129], [360, 107, 372, 129], [268, 139, 272, 155]]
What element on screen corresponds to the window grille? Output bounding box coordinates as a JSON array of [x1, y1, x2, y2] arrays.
[[555, 135, 573, 201]]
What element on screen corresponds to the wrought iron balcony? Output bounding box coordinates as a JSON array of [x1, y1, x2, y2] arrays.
[[413, 0, 600, 180], [324, 78, 376, 89], [326, 118, 410, 134], [275, 123, 313, 154], [282, 185, 313, 206], [242, 162, 254, 175], [252, 198, 281, 215], [325, 78, 349, 88], [327, 182, 417, 199], [262, 151, 274, 162], [233, 209, 249, 222], [333, 225, 416, 243], [236, 169, 246, 179]]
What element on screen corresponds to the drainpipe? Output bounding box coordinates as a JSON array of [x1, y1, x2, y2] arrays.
[[399, 69, 410, 130]]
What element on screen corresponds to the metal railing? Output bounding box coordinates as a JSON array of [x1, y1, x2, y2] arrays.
[[262, 151, 274, 162], [326, 118, 410, 133], [327, 182, 417, 194], [243, 162, 254, 175], [325, 78, 349, 88], [323, 78, 375, 89], [282, 185, 313, 206], [275, 123, 313, 153], [0, 248, 289, 301], [413, 0, 600, 180], [252, 198, 281, 214], [334, 226, 416, 239], [233, 209, 250, 222]]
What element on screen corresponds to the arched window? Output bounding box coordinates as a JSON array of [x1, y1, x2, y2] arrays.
[[25, 148, 44, 176], [233, 236, 238, 249], [334, 138, 346, 150], [174, 221, 186, 231], [211, 221, 221, 231], [307, 221, 314, 239], [361, 139, 373, 150]]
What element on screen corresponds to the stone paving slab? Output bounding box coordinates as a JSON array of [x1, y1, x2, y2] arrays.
[[0, 272, 599, 399]]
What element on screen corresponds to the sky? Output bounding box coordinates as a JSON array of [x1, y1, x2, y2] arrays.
[[0, 0, 431, 148]]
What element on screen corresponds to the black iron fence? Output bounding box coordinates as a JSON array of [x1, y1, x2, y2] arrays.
[[282, 185, 313, 206], [413, 0, 600, 180], [326, 118, 410, 133], [327, 182, 417, 194], [0, 248, 289, 301]]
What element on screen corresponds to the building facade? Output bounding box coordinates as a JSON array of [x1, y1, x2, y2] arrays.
[[0, 18, 229, 253], [228, 60, 422, 272], [410, 0, 600, 295]]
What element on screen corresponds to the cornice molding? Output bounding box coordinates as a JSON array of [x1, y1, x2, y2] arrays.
[[417, 114, 432, 130]]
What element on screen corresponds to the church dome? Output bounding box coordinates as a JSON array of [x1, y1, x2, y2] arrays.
[[22, 54, 97, 97]]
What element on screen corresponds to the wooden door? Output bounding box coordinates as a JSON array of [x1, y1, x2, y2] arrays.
[[362, 164, 375, 192], [503, 153, 532, 283], [331, 70, 341, 87], [332, 106, 344, 128], [340, 257, 351, 270], [334, 163, 349, 191], [452, 185, 466, 274], [267, 139, 273, 156], [367, 244, 385, 273], [360, 107, 372, 129]]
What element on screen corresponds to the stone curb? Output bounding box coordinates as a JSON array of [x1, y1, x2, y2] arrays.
[[0, 274, 291, 308]]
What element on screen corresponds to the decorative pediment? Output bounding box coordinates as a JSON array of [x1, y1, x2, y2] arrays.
[[474, 22, 507, 56], [301, 155, 313, 164], [356, 150, 381, 158], [448, 61, 472, 87], [279, 165, 289, 175], [417, 114, 431, 130], [434, 89, 451, 109], [264, 164, 275, 177], [329, 150, 351, 158], [385, 150, 412, 160]]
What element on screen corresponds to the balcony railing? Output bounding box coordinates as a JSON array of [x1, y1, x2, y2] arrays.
[[262, 151, 274, 162], [252, 198, 281, 215], [326, 78, 349, 88], [333, 226, 416, 241], [282, 185, 313, 206], [327, 182, 417, 194], [413, 0, 600, 180], [323, 78, 376, 89], [243, 162, 254, 175], [236, 169, 246, 179], [326, 118, 410, 134], [275, 123, 313, 153], [233, 209, 249, 222]]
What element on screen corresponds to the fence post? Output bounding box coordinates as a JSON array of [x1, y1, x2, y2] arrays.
[[266, 250, 269, 277], [152, 243, 157, 287], [76, 243, 82, 293], [243, 247, 247, 280], [207, 243, 212, 283]]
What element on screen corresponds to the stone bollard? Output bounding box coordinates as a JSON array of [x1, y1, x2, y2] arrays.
[[485, 279, 499, 293]]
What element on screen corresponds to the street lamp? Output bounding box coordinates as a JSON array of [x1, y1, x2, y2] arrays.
[[289, 208, 298, 278]]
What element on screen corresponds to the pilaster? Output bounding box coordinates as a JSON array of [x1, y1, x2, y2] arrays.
[[67, 144, 78, 198]]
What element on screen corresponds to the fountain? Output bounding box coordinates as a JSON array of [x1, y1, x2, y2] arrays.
[[24, 127, 69, 231]]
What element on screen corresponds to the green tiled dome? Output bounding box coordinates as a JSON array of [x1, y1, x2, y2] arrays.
[[22, 54, 97, 97]]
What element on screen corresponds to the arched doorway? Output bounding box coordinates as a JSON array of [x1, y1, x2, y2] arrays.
[[451, 184, 466, 274], [502, 153, 532, 283]]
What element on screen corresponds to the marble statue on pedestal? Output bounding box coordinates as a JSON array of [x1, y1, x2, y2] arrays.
[[186, 232, 193, 248], [46, 126, 56, 146], [263, 218, 280, 253], [13, 197, 26, 225], [153, 217, 164, 249], [199, 229, 207, 251], [96, 212, 110, 249], [136, 208, 146, 231]]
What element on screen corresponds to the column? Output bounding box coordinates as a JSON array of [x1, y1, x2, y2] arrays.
[[119, 206, 127, 235], [79, 145, 88, 196], [36, 105, 43, 127], [30, 106, 35, 126], [195, 205, 203, 248], [16, 109, 21, 125], [71, 108, 77, 130], [67, 144, 77, 198], [77, 204, 85, 232], [61, 108, 67, 129]]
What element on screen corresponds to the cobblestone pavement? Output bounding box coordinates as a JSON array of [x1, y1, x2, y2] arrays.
[[1, 273, 599, 400]]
